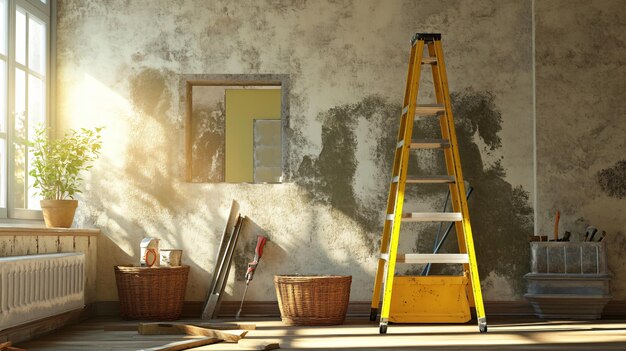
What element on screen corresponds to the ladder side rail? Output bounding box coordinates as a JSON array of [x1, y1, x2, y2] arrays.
[[433, 40, 487, 329], [379, 40, 425, 328], [369, 42, 418, 318], [426, 42, 468, 257]]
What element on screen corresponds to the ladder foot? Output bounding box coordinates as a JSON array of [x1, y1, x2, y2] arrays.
[[479, 321, 488, 333], [379, 323, 388, 334], [369, 308, 378, 321]]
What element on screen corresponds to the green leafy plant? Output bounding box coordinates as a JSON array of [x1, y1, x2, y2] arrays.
[[29, 126, 103, 200]]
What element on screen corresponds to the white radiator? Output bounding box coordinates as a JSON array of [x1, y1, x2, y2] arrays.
[[0, 253, 85, 331]]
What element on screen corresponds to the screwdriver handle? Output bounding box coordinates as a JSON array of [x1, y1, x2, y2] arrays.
[[252, 235, 267, 264], [245, 236, 267, 282]]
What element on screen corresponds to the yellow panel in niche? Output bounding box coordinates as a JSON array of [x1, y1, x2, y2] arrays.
[[225, 89, 281, 183]]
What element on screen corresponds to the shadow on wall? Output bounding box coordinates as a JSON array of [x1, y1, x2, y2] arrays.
[[295, 90, 533, 297], [75, 67, 370, 301], [78, 67, 227, 300]]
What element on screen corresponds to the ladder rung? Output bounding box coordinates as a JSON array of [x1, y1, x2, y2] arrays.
[[410, 139, 450, 149], [406, 175, 455, 184], [421, 57, 437, 64], [386, 212, 462, 222], [398, 253, 469, 264], [380, 253, 469, 264], [414, 104, 445, 115]]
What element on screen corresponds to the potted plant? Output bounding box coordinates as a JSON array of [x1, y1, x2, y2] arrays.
[[29, 126, 103, 228]]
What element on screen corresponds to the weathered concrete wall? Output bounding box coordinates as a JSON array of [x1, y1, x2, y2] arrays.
[[536, 0, 626, 297], [56, 0, 533, 302]]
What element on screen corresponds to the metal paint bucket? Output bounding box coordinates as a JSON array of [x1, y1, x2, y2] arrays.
[[160, 249, 183, 267]]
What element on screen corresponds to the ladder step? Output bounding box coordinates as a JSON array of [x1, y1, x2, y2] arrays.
[[380, 253, 469, 264], [409, 138, 450, 149], [387, 212, 462, 222], [421, 57, 437, 64], [414, 104, 445, 115], [406, 175, 455, 184], [402, 253, 469, 264]]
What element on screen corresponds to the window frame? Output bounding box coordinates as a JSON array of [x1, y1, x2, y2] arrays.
[[1, 0, 53, 221]]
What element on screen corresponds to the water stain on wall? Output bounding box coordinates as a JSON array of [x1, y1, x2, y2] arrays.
[[597, 160, 626, 199], [297, 96, 399, 247], [129, 68, 172, 118], [297, 90, 532, 295]]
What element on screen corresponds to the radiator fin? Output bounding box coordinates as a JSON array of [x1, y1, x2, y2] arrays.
[[0, 253, 85, 331]]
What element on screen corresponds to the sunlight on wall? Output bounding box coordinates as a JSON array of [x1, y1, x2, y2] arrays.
[[64, 74, 133, 169]]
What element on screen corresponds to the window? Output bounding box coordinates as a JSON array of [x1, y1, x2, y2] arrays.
[[0, 0, 52, 220]]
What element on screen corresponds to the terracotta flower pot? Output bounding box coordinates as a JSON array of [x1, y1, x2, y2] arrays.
[[40, 199, 78, 228]]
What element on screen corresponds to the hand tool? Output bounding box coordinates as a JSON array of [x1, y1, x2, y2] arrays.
[[587, 226, 599, 242], [236, 235, 268, 320], [597, 231, 606, 242], [584, 226, 597, 242], [553, 211, 560, 241], [561, 231, 571, 242]]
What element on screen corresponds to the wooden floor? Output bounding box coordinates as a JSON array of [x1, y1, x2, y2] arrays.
[[17, 317, 626, 350]]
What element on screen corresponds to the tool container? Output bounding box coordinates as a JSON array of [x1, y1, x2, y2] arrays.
[[389, 275, 470, 323], [115, 265, 189, 320], [529, 241, 607, 274], [274, 275, 351, 326], [525, 242, 611, 319]]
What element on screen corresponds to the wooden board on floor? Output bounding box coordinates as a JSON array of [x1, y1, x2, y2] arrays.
[[139, 337, 221, 351], [198, 323, 257, 330], [138, 323, 247, 342], [104, 322, 256, 332], [237, 340, 280, 350]]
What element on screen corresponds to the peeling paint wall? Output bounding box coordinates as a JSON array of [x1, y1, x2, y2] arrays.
[[57, 0, 533, 303], [536, 0, 626, 298], [191, 86, 225, 183]]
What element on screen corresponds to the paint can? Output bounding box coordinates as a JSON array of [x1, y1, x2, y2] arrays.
[[140, 237, 160, 267], [160, 249, 183, 267]]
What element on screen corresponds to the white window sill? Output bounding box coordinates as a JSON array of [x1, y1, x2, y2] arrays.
[[0, 222, 100, 236]]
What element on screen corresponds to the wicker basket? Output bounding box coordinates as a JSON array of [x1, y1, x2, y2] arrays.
[[274, 275, 351, 326], [114, 265, 189, 320]]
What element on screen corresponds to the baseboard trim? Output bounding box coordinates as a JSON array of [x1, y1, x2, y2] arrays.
[[91, 300, 626, 318], [0, 306, 91, 345]]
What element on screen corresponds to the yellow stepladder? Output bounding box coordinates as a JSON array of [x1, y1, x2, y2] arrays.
[[369, 33, 487, 334]]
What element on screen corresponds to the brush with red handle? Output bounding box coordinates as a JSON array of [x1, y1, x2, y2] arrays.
[[235, 235, 267, 320]]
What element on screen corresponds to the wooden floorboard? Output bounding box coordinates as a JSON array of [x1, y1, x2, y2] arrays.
[[17, 317, 626, 350]]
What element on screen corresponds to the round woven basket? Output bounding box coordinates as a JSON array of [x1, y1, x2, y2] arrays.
[[114, 265, 189, 320], [274, 275, 352, 326]]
